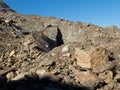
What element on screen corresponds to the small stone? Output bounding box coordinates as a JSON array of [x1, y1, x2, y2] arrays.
[[51, 53, 56, 57], [62, 53, 70, 57], [114, 73, 120, 82], [7, 43, 11, 46], [36, 69, 46, 75], [98, 70, 113, 83], [12, 73, 26, 81], [62, 45, 69, 52], [4, 19, 12, 23], [6, 71, 14, 80], [9, 50, 15, 57]]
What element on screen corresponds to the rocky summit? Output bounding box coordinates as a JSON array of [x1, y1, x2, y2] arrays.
[[0, 1, 120, 90]]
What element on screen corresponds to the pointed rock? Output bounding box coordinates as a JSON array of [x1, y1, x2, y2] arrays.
[[0, 0, 15, 13]]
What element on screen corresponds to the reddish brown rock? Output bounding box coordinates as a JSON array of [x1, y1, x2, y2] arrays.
[[93, 60, 117, 73], [75, 49, 91, 69], [74, 71, 102, 89], [90, 46, 109, 72], [75, 46, 109, 70]]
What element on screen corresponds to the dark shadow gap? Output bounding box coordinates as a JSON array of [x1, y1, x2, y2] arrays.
[[56, 28, 64, 46], [33, 28, 64, 52], [0, 74, 90, 90]]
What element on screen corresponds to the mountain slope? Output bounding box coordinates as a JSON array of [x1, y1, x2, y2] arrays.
[[0, 1, 120, 90], [0, 0, 15, 13]]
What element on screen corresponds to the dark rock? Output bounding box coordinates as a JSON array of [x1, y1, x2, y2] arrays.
[[0, 0, 15, 13], [43, 26, 64, 48], [32, 31, 56, 52]]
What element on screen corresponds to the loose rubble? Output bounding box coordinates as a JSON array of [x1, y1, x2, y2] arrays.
[[0, 1, 120, 90]]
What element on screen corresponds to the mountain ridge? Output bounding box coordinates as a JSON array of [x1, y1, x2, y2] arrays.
[[0, 0, 15, 13]]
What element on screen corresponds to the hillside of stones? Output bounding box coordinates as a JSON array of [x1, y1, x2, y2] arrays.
[[0, 1, 120, 90]]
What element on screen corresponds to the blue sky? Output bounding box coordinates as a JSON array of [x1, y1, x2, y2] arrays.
[[3, 0, 120, 27]]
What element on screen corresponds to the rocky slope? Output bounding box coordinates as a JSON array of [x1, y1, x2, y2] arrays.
[[0, 0, 120, 90]]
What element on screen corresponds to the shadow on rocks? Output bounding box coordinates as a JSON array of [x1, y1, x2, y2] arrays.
[[0, 74, 90, 90]]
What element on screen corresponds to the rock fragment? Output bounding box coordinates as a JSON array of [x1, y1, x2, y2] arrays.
[[12, 73, 27, 81], [74, 71, 102, 89], [98, 70, 113, 83], [6, 71, 14, 80], [9, 50, 15, 57], [90, 46, 109, 72], [37, 71, 61, 83], [93, 60, 117, 73], [75, 49, 91, 68]]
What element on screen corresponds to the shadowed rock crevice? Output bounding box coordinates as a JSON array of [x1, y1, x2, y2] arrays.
[[56, 28, 64, 46], [0, 73, 89, 90], [32, 27, 64, 52]]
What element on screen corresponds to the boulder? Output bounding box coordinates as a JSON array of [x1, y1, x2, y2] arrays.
[[75, 48, 91, 69], [90, 46, 109, 66], [75, 46, 109, 70]]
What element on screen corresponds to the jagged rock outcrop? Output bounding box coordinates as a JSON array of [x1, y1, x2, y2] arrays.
[[0, 1, 120, 90], [0, 0, 15, 13]]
